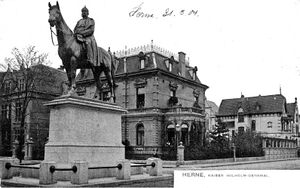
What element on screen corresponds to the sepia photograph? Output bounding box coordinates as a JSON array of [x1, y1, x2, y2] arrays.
[[0, 0, 299, 187]]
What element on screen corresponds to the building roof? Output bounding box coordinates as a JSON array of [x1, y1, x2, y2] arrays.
[[205, 100, 219, 114], [286, 103, 296, 117], [32, 64, 68, 95], [0, 72, 5, 82], [0, 64, 67, 96], [76, 45, 206, 88], [0, 72, 5, 90], [218, 94, 287, 116]]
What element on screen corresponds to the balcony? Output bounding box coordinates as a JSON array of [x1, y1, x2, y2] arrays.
[[127, 106, 204, 116]]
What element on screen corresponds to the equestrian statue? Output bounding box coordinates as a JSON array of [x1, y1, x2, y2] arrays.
[[48, 1, 116, 102]]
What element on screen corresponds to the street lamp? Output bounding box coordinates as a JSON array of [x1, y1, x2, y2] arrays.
[[231, 142, 236, 162], [175, 123, 181, 167]]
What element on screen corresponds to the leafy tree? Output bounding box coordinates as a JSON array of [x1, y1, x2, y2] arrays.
[[0, 46, 53, 162], [232, 128, 264, 157], [207, 118, 231, 158], [209, 119, 229, 148]]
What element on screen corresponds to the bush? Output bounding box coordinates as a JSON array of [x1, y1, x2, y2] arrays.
[[233, 129, 264, 157]]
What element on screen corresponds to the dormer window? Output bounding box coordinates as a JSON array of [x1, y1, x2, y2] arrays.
[[165, 57, 175, 72], [255, 102, 261, 111], [237, 108, 244, 123], [165, 59, 169, 69], [169, 62, 173, 72], [138, 52, 146, 69], [4, 81, 11, 93], [140, 59, 145, 69], [192, 66, 198, 80]]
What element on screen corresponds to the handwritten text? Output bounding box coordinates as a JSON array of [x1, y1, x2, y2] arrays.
[[129, 2, 199, 18]]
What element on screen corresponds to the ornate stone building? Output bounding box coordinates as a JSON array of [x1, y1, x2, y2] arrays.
[[76, 43, 209, 159], [0, 65, 67, 159], [217, 94, 299, 140]]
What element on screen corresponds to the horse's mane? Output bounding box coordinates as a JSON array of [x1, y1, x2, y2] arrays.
[[49, 5, 73, 35]]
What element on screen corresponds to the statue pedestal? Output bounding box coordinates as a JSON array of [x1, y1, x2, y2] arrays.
[[44, 96, 127, 166]]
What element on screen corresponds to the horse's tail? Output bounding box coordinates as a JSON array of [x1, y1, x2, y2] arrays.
[[108, 49, 116, 87]]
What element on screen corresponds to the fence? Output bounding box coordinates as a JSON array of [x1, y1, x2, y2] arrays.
[[262, 137, 298, 159], [0, 158, 162, 185]]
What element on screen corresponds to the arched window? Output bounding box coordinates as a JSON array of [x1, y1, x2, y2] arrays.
[[167, 124, 175, 145], [181, 124, 189, 145], [136, 124, 144, 146]]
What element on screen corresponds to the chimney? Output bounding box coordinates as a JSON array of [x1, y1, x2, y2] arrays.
[[178, 52, 186, 78], [178, 52, 186, 63], [295, 97, 297, 104]]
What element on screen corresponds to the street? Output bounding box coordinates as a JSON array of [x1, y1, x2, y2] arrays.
[[194, 159, 300, 170]]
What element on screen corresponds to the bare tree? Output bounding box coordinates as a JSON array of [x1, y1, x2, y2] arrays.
[[0, 46, 54, 161]]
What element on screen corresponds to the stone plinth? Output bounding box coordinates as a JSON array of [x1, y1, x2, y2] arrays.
[[44, 96, 127, 166]]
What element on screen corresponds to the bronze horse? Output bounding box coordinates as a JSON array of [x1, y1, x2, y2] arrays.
[[48, 2, 116, 102]]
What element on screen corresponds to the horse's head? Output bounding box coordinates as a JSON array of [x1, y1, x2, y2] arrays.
[[48, 1, 61, 27]]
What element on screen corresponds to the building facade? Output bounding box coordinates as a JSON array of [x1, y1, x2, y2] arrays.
[[217, 94, 299, 140], [205, 100, 218, 131], [76, 43, 209, 159], [0, 65, 67, 159]]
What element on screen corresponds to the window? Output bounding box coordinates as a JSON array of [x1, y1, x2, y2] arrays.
[[237, 108, 244, 123], [232, 130, 236, 137], [4, 81, 11, 93], [136, 88, 145, 109], [181, 124, 189, 145], [18, 79, 25, 91], [100, 91, 110, 101], [13, 127, 21, 141], [1, 105, 8, 120], [238, 126, 244, 134], [170, 90, 176, 97], [267, 121, 272, 128], [169, 63, 173, 72], [251, 120, 256, 131], [15, 102, 22, 122], [140, 59, 145, 69], [168, 90, 178, 107], [138, 52, 146, 70], [165, 60, 169, 69], [136, 124, 144, 146], [1, 104, 11, 120], [167, 124, 175, 145]]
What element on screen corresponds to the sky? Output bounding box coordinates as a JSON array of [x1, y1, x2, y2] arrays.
[[0, 0, 300, 106]]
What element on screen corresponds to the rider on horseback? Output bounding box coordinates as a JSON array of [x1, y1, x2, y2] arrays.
[[74, 6, 97, 65]]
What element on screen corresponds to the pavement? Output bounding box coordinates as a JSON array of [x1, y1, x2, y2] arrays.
[[2, 157, 299, 187], [2, 174, 173, 187], [162, 157, 300, 173]]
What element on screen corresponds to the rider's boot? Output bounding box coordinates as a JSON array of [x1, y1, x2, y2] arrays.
[[86, 42, 94, 64]]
